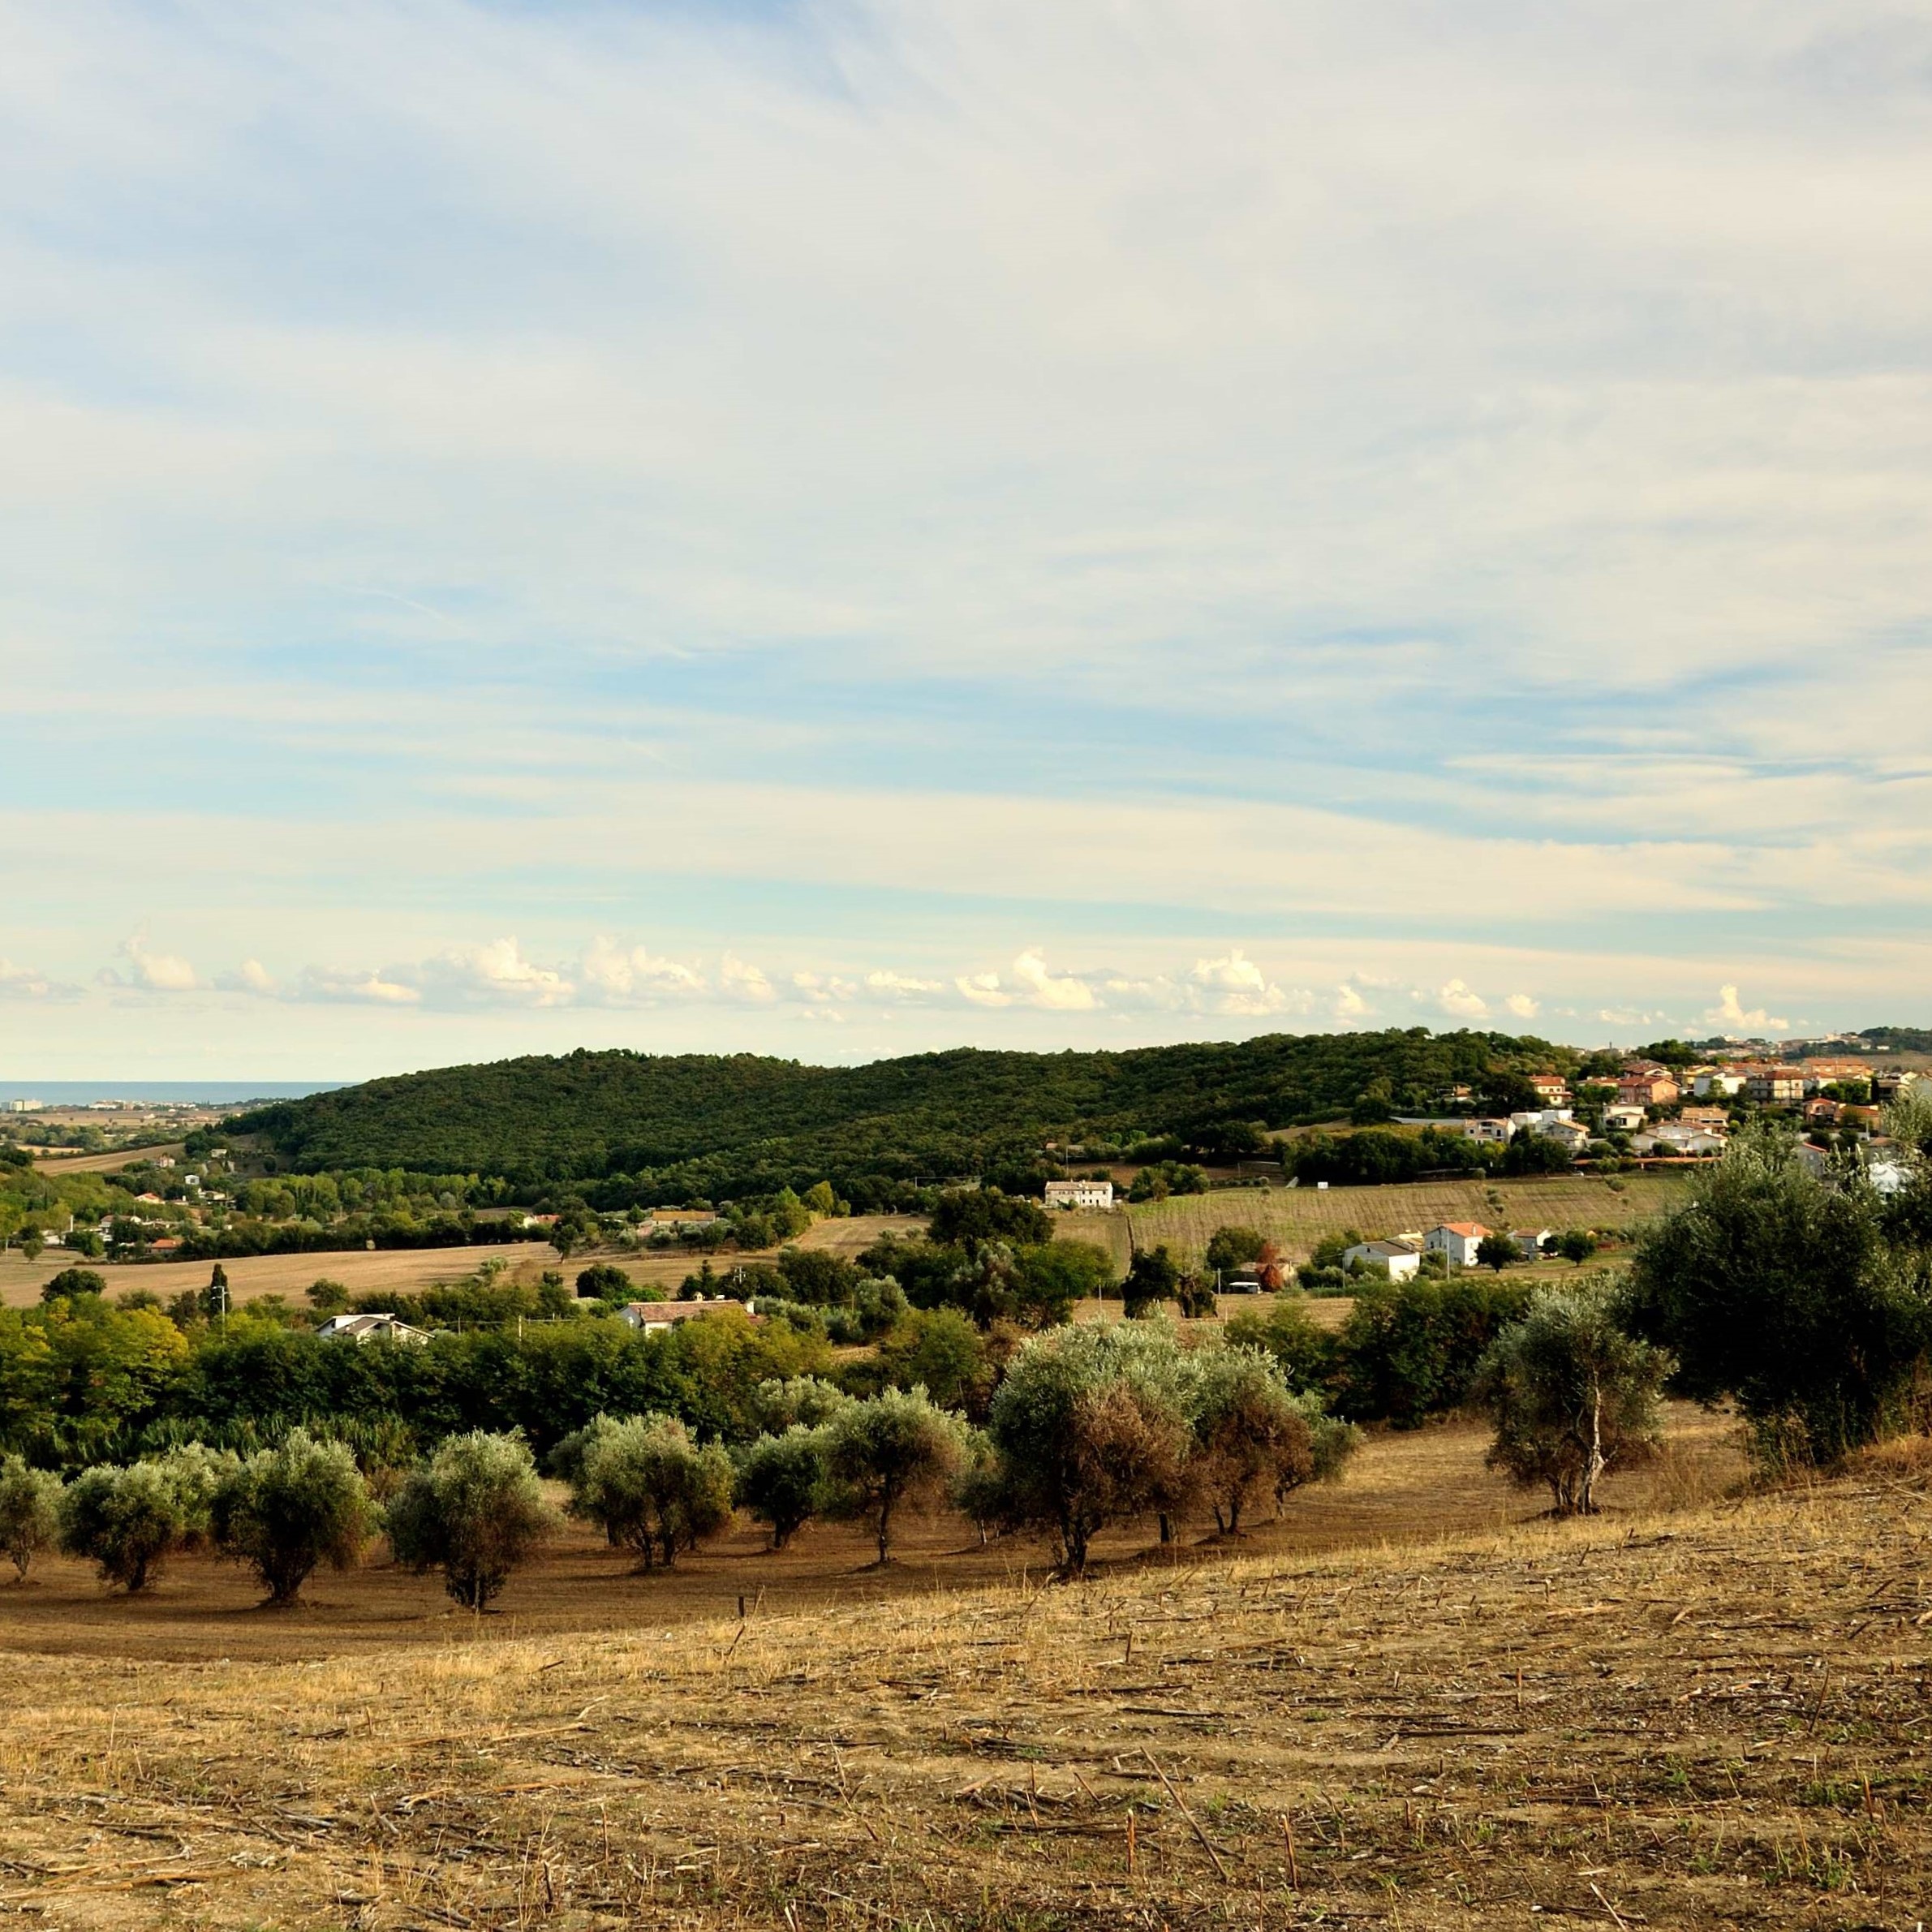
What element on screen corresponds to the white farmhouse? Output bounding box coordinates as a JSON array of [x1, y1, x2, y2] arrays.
[[1044, 1178, 1114, 1211], [616, 1295, 757, 1333], [316, 1312, 432, 1346], [1425, 1222, 1491, 1267], [1341, 1237, 1423, 1281]]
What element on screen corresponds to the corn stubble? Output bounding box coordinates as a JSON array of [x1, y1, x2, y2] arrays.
[[1, 1461, 1927, 1927]]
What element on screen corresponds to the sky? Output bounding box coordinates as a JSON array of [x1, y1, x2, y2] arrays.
[[2, 0, 1931, 1079]]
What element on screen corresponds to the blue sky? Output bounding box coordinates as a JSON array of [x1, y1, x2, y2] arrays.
[[3, 0, 1931, 1077]]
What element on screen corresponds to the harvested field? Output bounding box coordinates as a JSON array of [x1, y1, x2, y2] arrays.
[[1130, 1172, 1691, 1267], [29, 1140, 189, 1176], [0, 1215, 929, 1311], [19, 1409, 1929, 1930]]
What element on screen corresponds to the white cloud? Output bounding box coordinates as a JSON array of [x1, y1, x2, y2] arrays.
[[1708, 983, 1790, 1034], [232, 958, 278, 994], [956, 971, 1011, 1009], [1503, 992, 1541, 1020], [1436, 979, 1490, 1021], [1009, 949, 1098, 1012], [580, 936, 705, 1003], [1185, 949, 1310, 1018], [790, 970, 856, 1004], [293, 966, 421, 1006], [719, 953, 775, 1004], [419, 937, 574, 1008], [0, 957, 55, 1000], [104, 931, 200, 992], [1332, 983, 1371, 1021], [863, 969, 945, 999]]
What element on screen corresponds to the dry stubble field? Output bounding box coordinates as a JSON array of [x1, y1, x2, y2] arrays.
[[0, 1216, 934, 1313], [10, 1407, 1932, 1930]]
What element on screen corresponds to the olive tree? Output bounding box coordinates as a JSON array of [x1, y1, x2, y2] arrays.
[[211, 1429, 375, 1605], [985, 1323, 1193, 1577], [569, 1414, 735, 1570], [59, 1461, 188, 1593], [735, 1426, 831, 1550], [0, 1456, 61, 1581], [1473, 1281, 1672, 1514], [823, 1387, 969, 1566], [1622, 1121, 1930, 1466], [750, 1375, 851, 1434], [1185, 1346, 1317, 1536], [386, 1431, 557, 1610]]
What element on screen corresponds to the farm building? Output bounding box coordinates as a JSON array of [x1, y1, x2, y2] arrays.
[[1341, 1237, 1423, 1281], [316, 1312, 433, 1346], [1044, 1178, 1114, 1210], [1425, 1222, 1491, 1267], [616, 1297, 759, 1333]]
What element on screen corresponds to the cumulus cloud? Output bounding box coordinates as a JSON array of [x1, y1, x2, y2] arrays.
[[956, 970, 1011, 1009], [863, 969, 945, 999], [293, 966, 422, 1005], [1332, 983, 1371, 1021], [790, 970, 857, 1004], [1009, 949, 1098, 1012], [1503, 992, 1541, 1020], [102, 930, 200, 992], [418, 937, 574, 1008], [231, 958, 278, 994], [0, 958, 58, 1000], [1435, 979, 1490, 1021], [580, 936, 705, 1003], [720, 953, 775, 1004], [1185, 949, 1310, 1018], [1708, 983, 1790, 1034]]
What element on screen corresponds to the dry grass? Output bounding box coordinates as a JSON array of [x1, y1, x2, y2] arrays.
[[28, 1140, 191, 1177], [11, 1407, 1931, 1930], [0, 1216, 931, 1312], [1130, 1173, 1691, 1267]]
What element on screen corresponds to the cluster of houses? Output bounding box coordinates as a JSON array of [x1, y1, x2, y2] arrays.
[[1339, 1222, 1543, 1280], [1431, 1056, 1920, 1165]]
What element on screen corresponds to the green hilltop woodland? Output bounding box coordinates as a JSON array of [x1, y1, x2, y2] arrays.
[[230, 1030, 1620, 1206]]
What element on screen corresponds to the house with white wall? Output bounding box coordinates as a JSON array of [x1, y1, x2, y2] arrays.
[[1341, 1237, 1423, 1281], [1425, 1222, 1491, 1267], [1045, 1178, 1114, 1210]]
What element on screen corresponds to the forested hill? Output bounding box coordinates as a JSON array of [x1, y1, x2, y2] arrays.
[[232, 1030, 1589, 1198]]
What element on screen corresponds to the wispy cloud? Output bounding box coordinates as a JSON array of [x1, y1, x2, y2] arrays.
[[5, 2, 1932, 1067]]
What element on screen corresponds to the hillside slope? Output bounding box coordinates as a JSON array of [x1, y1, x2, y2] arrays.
[[2, 1449, 1917, 1930], [235, 1029, 1581, 1189]]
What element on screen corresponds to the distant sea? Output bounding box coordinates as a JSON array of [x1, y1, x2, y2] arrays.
[[0, 1082, 343, 1106]]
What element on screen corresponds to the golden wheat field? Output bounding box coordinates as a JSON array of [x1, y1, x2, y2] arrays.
[[1129, 1173, 1693, 1267], [8, 1407, 1932, 1930]]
